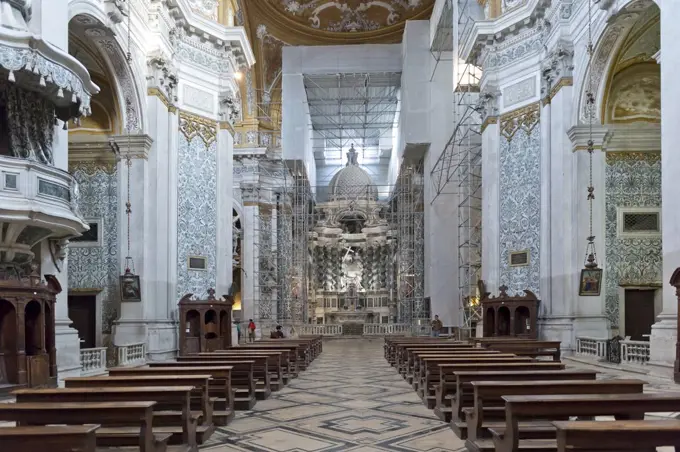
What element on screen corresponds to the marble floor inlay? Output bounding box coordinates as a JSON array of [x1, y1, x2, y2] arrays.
[[200, 338, 467, 451]]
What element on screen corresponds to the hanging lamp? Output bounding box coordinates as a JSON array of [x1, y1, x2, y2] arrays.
[[119, 1, 141, 302], [579, 0, 602, 296]]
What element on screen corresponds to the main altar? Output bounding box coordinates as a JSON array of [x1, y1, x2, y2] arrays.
[[309, 146, 395, 325]]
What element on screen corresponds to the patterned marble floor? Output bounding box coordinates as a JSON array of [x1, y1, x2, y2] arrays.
[[201, 338, 467, 451]]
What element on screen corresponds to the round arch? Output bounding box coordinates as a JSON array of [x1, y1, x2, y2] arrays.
[[68, 9, 146, 134]]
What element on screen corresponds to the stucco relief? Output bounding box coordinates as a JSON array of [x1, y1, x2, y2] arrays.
[[502, 77, 536, 109], [278, 0, 432, 32], [68, 164, 119, 336], [186, 0, 219, 20], [183, 85, 216, 114], [499, 109, 541, 297], [604, 153, 661, 327], [176, 134, 218, 300]]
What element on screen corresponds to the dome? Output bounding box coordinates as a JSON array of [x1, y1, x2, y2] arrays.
[[328, 146, 378, 201]]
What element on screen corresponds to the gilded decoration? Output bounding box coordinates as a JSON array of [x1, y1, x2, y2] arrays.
[[605, 64, 660, 124], [179, 111, 218, 146], [500, 102, 540, 140], [148, 87, 178, 113], [606, 151, 660, 163], [69, 160, 118, 176]]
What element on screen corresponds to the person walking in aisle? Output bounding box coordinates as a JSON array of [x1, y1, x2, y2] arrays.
[[247, 318, 256, 342]]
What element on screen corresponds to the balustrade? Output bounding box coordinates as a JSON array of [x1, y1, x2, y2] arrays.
[[576, 336, 608, 359], [116, 342, 146, 367], [620, 339, 651, 365], [80, 347, 107, 376]]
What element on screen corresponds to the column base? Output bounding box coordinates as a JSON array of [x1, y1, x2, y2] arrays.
[[647, 314, 677, 379], [55, 320, 82, 385], [112, 318, 147, 346], [538, 315, 575, 353], [146, 320, 178, 361]]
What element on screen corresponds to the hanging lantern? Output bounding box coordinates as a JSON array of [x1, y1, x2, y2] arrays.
[[578, 0, 603, 297]]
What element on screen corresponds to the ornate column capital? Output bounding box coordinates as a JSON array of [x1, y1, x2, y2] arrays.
[[110, 134, 154, 160], [477, 83, 501, 132], [147, 52, 178, 111], [541, 39, 574, 102]]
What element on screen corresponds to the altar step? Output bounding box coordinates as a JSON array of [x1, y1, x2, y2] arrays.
[[342, 323, 364, 336]]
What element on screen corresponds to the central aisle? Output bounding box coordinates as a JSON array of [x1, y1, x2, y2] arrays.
[[202, 338, 466, 451]]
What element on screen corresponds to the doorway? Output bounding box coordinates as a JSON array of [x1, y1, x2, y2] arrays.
[[624, 289, 656, 341], [68, 295, 96, 348]]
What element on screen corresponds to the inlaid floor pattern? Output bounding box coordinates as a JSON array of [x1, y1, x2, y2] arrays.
[[201, 339, 678, 452], [201, 338, 465, 451]]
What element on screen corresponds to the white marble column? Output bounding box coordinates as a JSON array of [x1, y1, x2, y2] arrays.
[[216, 126, 234, 298], [480, 97, 500, 294], [30, 0, 81, 380], [112, 134, 153, 349], [650, 2, 680, 377]]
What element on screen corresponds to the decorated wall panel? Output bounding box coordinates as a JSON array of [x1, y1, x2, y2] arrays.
[[498, 106, 541, 296], [604, 152, 661, 327], [176, 117, 218, 300], [68, 163, 119, 338]]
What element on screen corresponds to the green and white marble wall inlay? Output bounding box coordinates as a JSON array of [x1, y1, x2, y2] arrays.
[[176, 134, 218, 300], [604, 153, 662, 327], [68, 165, 119, 338]]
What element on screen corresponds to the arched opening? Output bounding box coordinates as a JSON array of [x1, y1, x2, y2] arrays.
[[44, 303, 56, 377], [514, 306, 531, 336], [220, 310, 229, 349], [484, 307, 495, 337], [0, 300, 17, 384], [186, 310, 200, 338], [204, 310, 218, 351], [24, 301, 43, 356], [596, 3, 661, 336], [497, 306, 510, 336]]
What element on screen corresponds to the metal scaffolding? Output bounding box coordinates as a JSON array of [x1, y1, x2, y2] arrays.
[[429, 0, 483, 338]]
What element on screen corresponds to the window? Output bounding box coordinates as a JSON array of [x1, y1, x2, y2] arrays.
[[617, 208, 661, 238], [509, 250, 530, 267], [188, 256, 208, 271], [71, 220, 102, 247], [4, 173, 17, 190]]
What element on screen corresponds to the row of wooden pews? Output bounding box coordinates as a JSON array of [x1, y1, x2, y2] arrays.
[[0, 335, 322, 452], [385, 336, 680, 452]]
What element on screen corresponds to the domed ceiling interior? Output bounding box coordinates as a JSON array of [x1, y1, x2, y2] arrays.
[[233, 0, 434, 194]]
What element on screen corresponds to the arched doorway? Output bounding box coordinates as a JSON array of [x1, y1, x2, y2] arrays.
[[232, 207, 243, 321], [497, 306, 510, 336], [484, 307, 495, 337], [0, 300, 17, 384]]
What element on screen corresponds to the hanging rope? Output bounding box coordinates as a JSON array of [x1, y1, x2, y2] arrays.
[[124, 0, 135, 275], [584, 0, 598, 269]]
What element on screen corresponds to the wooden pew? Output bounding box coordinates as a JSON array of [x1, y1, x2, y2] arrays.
[[0, 401, 168, 452], [232, 343, 307, 372], [410, 350, 505, 386], [395, 342, 472, 371], [465, 379, 646, 443], [64, 375, 224, 426], [553, 420, 680, 452], [196, 351, 288, 388], [481, 340, 561, 361], [419, 356, 535, 406], [403, 347, 490, 380], [13, 386, 202, 448], [0, 425, 99, 452], [440, 369, 597, 427], [178, 355, 272, 399], [490, 393, 680, 452], [384, 338, 464, 366], [149, 359, 259, 410], [108, 366, 239, 413]]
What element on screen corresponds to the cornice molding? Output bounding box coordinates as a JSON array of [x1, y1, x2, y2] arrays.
[[566, 123, 661, 153]]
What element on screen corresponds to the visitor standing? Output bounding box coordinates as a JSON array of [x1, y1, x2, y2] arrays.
[[247, 318, 256, 342], [431, 314, 443, 337]]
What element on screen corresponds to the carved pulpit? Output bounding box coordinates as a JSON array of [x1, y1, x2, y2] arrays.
[[480, 285, 540, 339], [669, 268, 680, 383], [0, 265, 60, 388], [178, 288, 234, 355]]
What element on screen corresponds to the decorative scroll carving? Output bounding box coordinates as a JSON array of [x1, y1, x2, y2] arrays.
[[500, 102, 540, 140], [179, 111, 217, 146]]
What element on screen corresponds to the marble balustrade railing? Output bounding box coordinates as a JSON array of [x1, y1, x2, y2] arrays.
[[575, 336, 608, 359], [620, 339, 651, 365], [117, 342, 146, 367], [80, 347, 107, 376]]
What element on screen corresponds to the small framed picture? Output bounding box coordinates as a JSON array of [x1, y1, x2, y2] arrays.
[[579, 268, 603, 296], [120, 273, 142, 302]]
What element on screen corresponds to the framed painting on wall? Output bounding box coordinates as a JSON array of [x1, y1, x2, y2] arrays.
[[579, 268, 603, 296]]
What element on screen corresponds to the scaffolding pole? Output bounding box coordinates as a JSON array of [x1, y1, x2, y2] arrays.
[[429, 0, 483, 338]]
